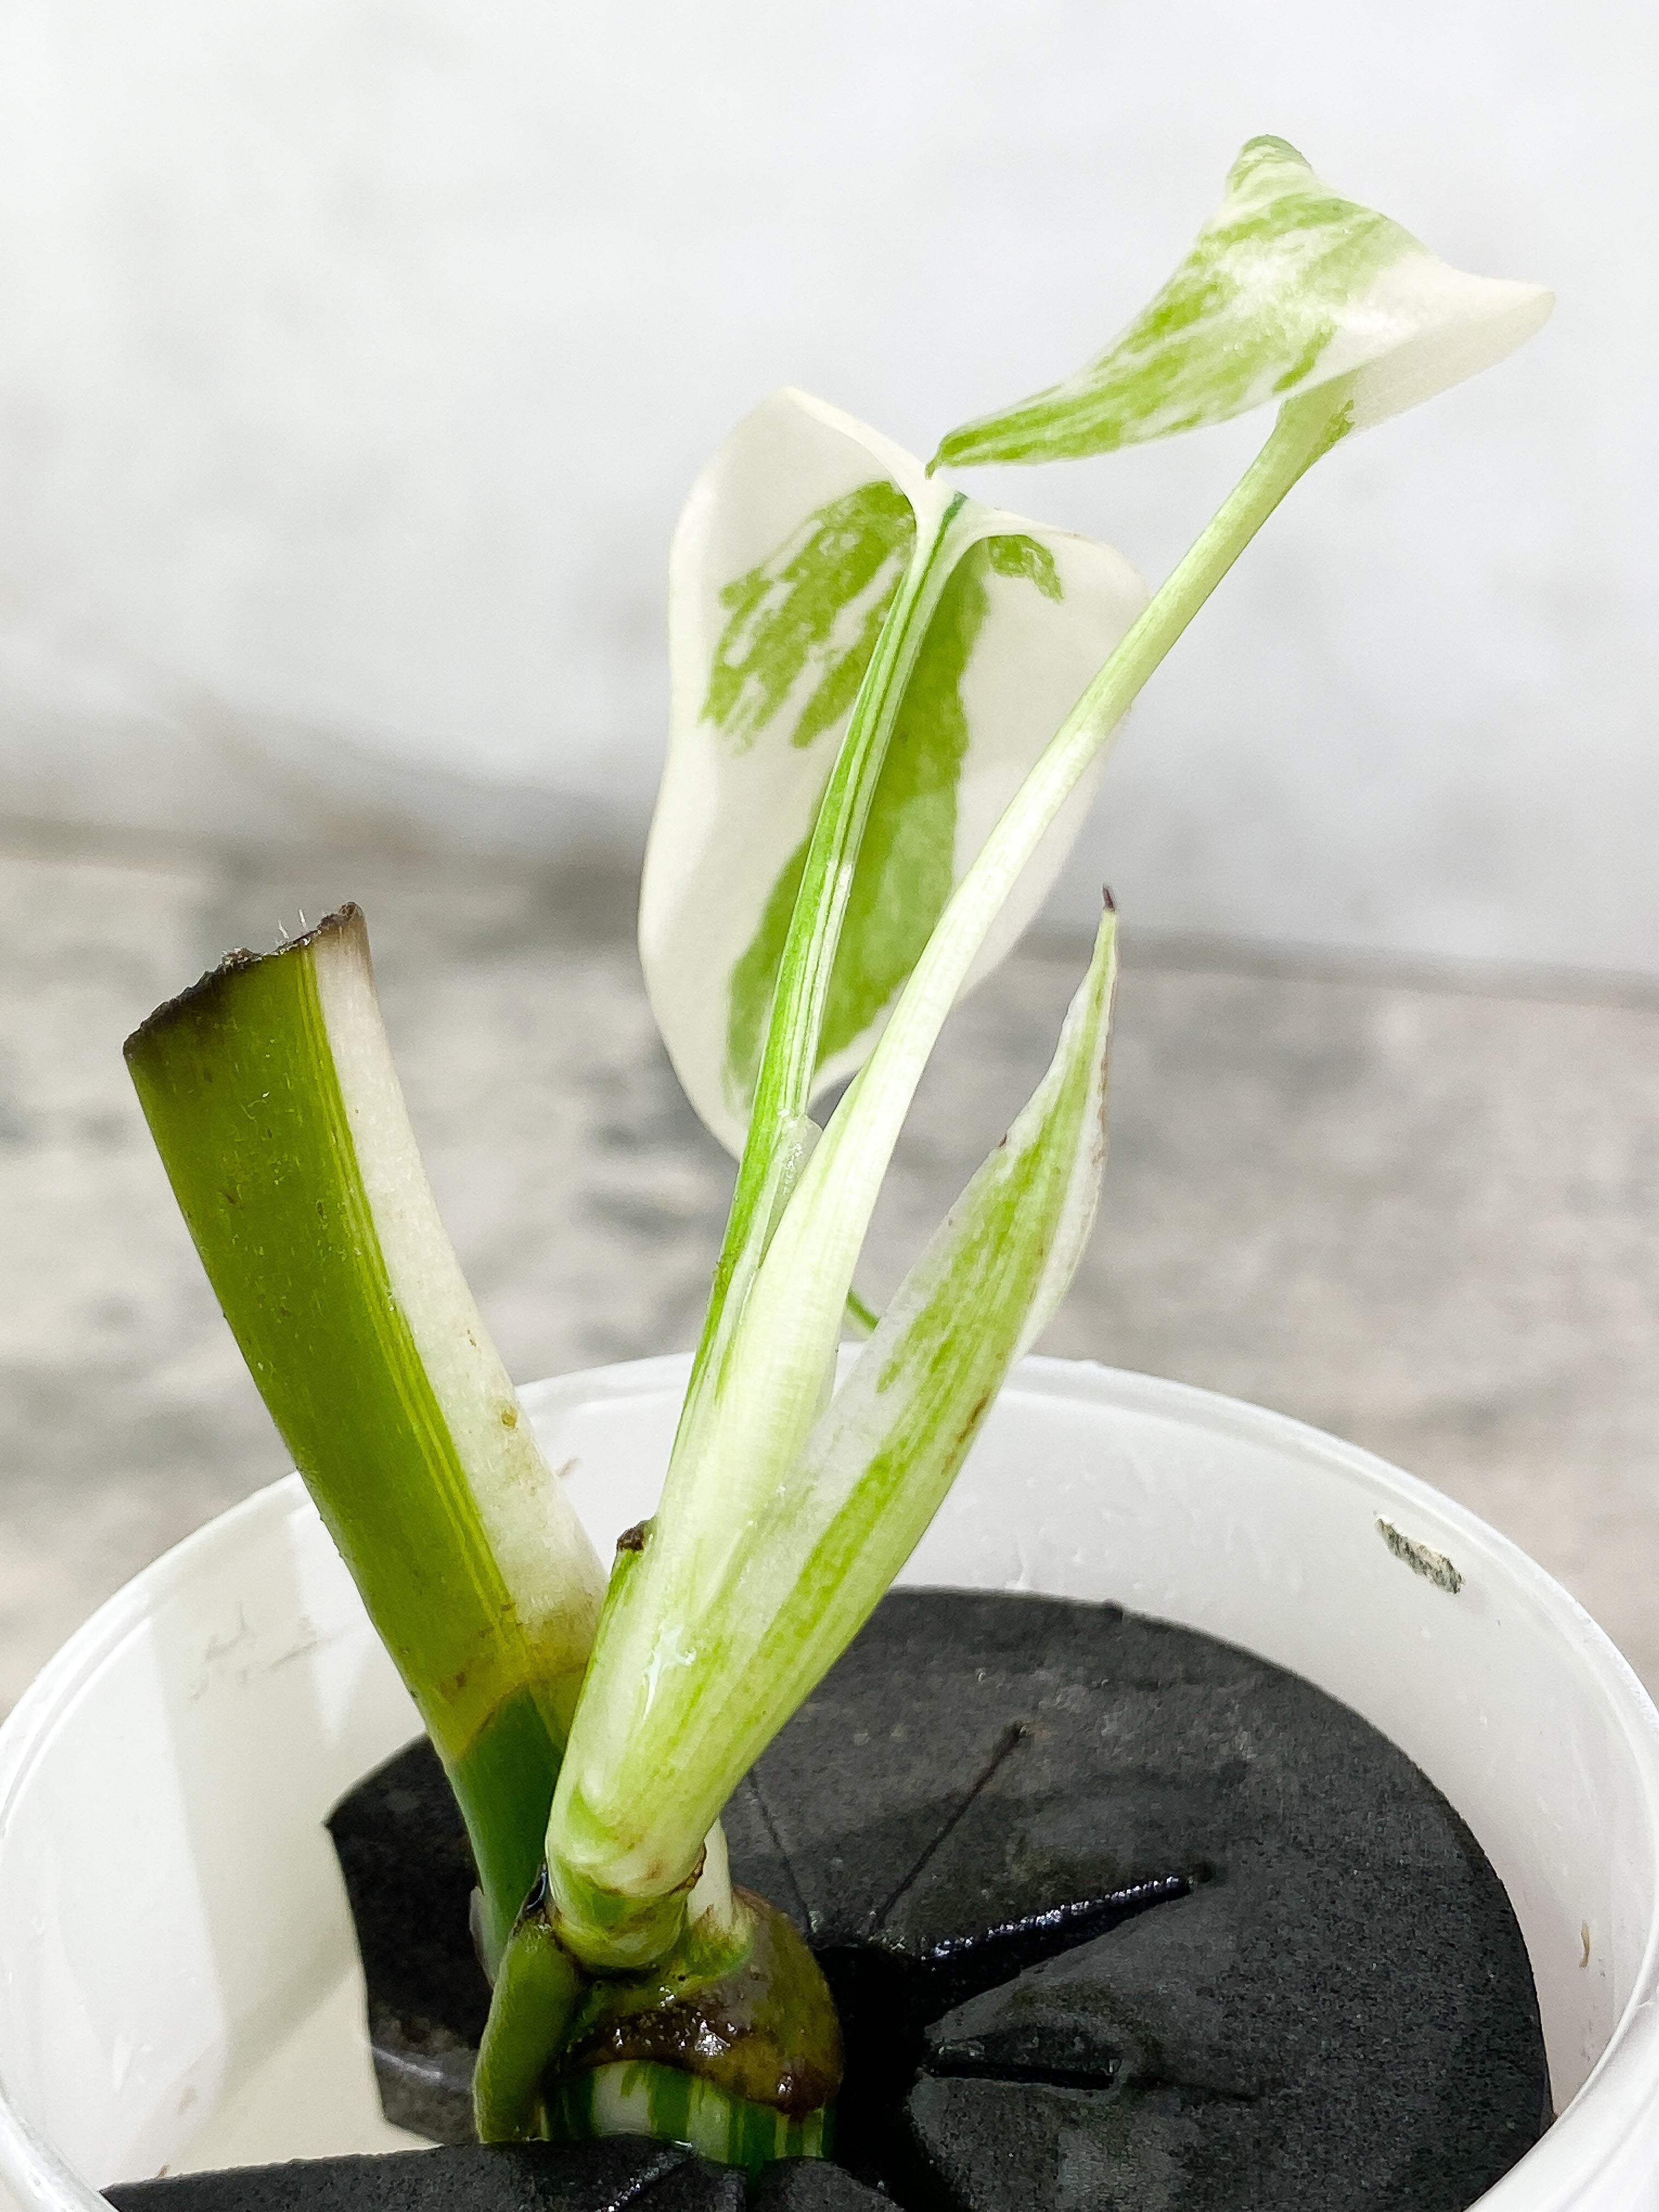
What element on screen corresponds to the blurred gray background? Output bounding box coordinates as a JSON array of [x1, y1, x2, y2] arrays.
[[2, 2, 1656, 1712]]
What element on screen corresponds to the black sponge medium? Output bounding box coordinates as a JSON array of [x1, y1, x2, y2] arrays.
[[117, 1590, 1547, 2212], [104, 2139, 745, 2212]]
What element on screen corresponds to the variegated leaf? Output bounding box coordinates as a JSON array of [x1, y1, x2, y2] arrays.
[[641, 387, 1144, 1155], [937, 136, 1553, 467], [547, 905, 1118, 1897]]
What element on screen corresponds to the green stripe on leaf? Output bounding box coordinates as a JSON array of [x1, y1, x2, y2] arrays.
[[701, 478, 915, 753]]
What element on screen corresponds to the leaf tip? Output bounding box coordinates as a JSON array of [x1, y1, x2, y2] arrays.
[[1227, 132, 1316, 190]]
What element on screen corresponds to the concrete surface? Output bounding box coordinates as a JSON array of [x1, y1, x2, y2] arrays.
[[2, 820, 1656, 1713]]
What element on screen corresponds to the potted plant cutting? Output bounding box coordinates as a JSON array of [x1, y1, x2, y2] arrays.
[[7, 139, 1639, 2212]]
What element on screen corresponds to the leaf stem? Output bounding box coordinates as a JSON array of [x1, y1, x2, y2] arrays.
[[751, 492, 974, 1147], [675, 494, 978, 1465]]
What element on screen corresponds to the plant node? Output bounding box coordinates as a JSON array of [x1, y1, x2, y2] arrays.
[[476, 1874, 841, 2165]]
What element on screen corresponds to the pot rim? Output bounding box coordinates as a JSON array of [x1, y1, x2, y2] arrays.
[[2, 1355, 1657, 2210], [520, 1352, 1659, 2207]]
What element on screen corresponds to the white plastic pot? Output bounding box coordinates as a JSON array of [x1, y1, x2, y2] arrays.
[[2, 1356, 1658, 2208]]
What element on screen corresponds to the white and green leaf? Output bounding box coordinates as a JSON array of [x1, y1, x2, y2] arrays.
[[936, 134, 1553, 467], [545, 906, 1118, 1907], [641, 387, 1144, 1155]]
